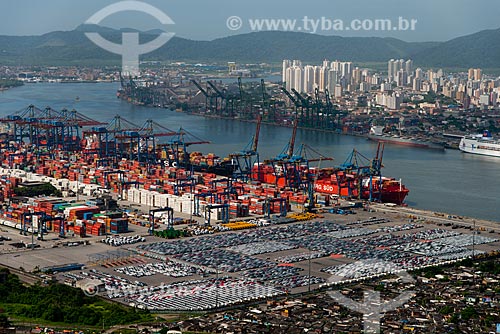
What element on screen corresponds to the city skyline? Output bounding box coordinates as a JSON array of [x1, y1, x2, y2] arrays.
[[280, 57, 498, 111]]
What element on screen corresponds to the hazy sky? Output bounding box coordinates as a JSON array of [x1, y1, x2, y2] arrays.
[[0, 0, 499, 41]]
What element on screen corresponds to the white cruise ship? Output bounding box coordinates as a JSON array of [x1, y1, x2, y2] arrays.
[[459, 131, 500, 158]]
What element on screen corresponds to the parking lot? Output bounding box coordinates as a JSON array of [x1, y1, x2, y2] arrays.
[[1, 205, 500, 311]]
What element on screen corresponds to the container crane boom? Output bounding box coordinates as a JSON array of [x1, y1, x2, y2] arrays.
[[190, 79, 209, 97], [280, 87, 300, 108], [252, 114, 262, 153], [207, 81, 225, 99], [287, 118, 298, 159], [260, 79, 266, 107]]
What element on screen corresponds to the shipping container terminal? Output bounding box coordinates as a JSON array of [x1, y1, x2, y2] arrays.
[[0, 104, 499, 311]]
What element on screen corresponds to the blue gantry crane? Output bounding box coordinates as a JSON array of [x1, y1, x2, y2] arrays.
[[230, 114, 262, 182], [0, 105, 104, 152]]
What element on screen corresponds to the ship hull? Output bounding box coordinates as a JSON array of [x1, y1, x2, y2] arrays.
[[314, 180, 409, 205], [366, 190, 408, 204], [368, 134, 444, 150], [459, 137, 500, 158], [176, 162, 237, 177], [188, 163, 236, 177]]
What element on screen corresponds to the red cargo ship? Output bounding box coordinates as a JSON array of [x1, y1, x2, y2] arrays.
[[313, 174, 409, 204], [252, 165, 409, 205]]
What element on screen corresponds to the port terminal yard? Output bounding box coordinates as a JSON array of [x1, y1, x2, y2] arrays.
[[1, 197, 499, 312]]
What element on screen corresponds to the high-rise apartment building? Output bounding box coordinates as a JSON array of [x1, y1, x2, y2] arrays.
[[282, 59, 291, 82]]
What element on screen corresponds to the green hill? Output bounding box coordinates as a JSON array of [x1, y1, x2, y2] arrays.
[[412, 28, 500, 68], [0, 25, 499, 69]]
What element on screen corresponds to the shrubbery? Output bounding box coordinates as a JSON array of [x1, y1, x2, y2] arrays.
[[0, 268, 152, 327]]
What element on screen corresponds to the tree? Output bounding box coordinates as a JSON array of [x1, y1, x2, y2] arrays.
[[0, 270, 153, 327], [0, 314, 11, 328], [460, 306, 477, 321], [439, 305, 454, 315], [13, 183, 62, 197]]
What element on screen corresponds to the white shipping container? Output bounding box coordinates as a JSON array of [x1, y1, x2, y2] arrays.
[[181, 200, 192, 214], [140, 193, 148, 205], [166, 194, 180, 205], [139, 189, 149, 204], [129, 189, 137, 203], [209, 210, 220, 222], [133, 191, 140, 204], [154, 195, 162, 207], [32, 175, 43, 182], [170, 202, 181, 213], [63, 205, 89, 216], [156, 194, 167, 208], [5, 221, 16, 228], [68, 181, 77, 192]]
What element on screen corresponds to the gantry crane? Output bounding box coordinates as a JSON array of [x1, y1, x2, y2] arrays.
[[291, 88, 312, 126], [369, 143, 385, 202], [337, 144, 384, 201], [207, 80, 239, 116], [230, 114, 262, 182], [149, 207, 174, 234], [159, 127, 210, 170], [280, 87, 301, 115], [207, 81, 226, 114], [115, 119, 177, 164], [191, 79, 219, 112], [204, 203, 229, 226], [270, 118, 299, 189], [83, 115, 141, 164], [0, 105, 103, 152]]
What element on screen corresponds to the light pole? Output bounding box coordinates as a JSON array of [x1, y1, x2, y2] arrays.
[[215, 265, 219, 310], [31, 222, 34, 250], [308, 250, 312, 293], [472, 219, 476, 286], [149, 193, 153, 234], [190, 194, 193, 224], [76, 175, 81, 202]]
